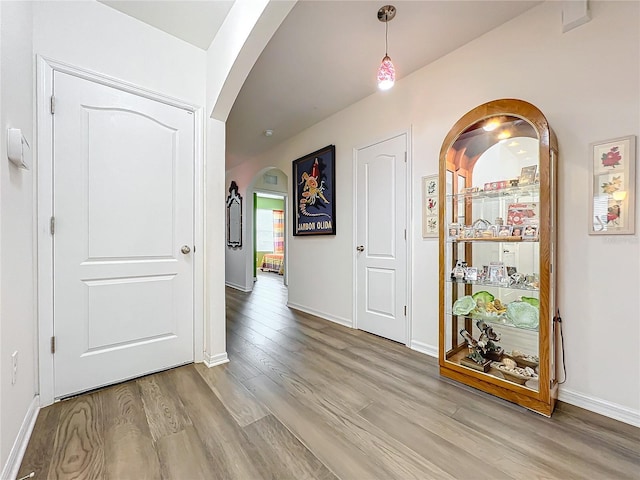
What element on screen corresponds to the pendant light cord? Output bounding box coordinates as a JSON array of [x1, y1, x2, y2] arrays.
[[385, 18, 389, 56]]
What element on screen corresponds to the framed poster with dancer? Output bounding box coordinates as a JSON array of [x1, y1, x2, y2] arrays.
[[293, 145, 336, 235]]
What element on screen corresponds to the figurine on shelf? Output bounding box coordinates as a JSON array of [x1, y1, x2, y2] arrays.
[[451, 260, 467, 281], [459, 320, 504, 365]]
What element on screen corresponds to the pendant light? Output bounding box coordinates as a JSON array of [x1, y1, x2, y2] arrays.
[[377, 5, 397, 91]]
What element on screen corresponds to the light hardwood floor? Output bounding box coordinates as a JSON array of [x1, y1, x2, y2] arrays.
[[18, 271, 640, 479]]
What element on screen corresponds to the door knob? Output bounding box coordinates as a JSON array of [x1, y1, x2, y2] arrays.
[[181, 245, 191, 254], [356, 245, 365, 252]]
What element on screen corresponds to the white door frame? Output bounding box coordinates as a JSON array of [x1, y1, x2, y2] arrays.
[[36, 56, 204, 406], [352, 129, 412, 346]]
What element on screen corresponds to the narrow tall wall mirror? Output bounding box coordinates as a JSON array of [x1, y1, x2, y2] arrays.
[[227, 181, 242, 248]]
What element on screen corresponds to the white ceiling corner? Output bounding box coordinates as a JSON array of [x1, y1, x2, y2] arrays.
[[100, 0, 234, 50]]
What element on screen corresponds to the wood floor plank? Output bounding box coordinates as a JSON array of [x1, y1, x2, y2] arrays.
[[553, 402, 640, 456], [231, 339, 371, 414], [242, 415, 337, 480], [156, 426, 216, 480], [358, 401, 513, 480], [166, 365, 265, 479], [244, 372, 458, 480], [471, 396, 640, 475], [242, 373, 395, 480], [194, 362, 269, 427], [101, 382, 161, 480], [280, 324, 351, 350], [224, 352, 262, 382], [47, 394, 104, 480], [16, 403, 61, 480], [289, 332, 461, 416], [136, 371, 192, 442], [368, 392, 564, 479], [452, 405, 636, 479]]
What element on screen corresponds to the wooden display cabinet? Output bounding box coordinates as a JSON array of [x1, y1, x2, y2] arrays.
[[438, 99, 559, 416]]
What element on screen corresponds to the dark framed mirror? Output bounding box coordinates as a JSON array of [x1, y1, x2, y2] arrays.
[[227, 181, 242, 248]]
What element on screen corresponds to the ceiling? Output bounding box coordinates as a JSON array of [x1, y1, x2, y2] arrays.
[[100, 1, 542, 168], [100, 1, 234, 50]]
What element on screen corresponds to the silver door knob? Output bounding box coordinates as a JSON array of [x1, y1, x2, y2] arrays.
[[181, 245, 191, 254], [356, 245, 365, 252]]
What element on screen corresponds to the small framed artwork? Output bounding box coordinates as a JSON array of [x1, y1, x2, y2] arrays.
[[511, 226, 523, 237], [422, 175, 439, 238], [519, 165, 538, 186], [463, 227, 475, 239], [589, 135, 636, 235], [447, 224, 460, 241], [488, 263, 506, 284], [497, 225, 513, 237], [522, 225, 538, 240], [464, 267, 478, 282], [293, 145, 336, 236]]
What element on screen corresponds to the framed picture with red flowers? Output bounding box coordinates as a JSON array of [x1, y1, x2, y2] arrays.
[[589, 135, 636, 235], [422, 174, 439, 238]]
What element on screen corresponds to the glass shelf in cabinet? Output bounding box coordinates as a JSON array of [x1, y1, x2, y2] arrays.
[[444, 311, 539, 332], [445, 278, 539, 292], [447, 237, 538, 243], [446, 184, 540, 201]]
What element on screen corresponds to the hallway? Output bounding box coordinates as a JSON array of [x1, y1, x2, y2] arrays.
[[18, 275, 639, 479]]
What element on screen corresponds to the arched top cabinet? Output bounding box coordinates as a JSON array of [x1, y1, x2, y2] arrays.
[[438, 99, 559, 416]]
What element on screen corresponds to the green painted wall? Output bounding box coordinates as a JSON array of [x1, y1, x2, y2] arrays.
[[256, 196, 284, 211]]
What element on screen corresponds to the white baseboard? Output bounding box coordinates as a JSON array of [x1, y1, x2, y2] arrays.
[[225, 281, 251, 292], [286, 302, 353, 328], [410, 340, 438, 358], [203, 352, 229, 368], [1, 395, 40, 480], [559, 387, 640, 427]]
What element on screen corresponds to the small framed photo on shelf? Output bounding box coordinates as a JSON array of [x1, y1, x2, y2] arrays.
[[519, 165, 538, 186], [511, 226, 523, 237], [464, 267, 478, 282], [488, 263, 507, 284], [522, 225, 538, 240], [447, 224, 460, 241], [463, 227, 475, 239], [497, 225, 512, 237]]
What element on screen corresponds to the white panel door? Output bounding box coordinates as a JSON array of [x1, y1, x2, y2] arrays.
[[356, 134, 407, 343], [53, 71, 194, 398]]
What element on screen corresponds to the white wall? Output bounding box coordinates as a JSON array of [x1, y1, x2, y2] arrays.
[[32, 1, 207, 106], [0, 0, 36, 471], [226, 1, 640, 423]]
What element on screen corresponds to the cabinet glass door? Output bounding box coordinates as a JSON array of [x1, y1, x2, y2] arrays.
[[443, 117, 542, 391]]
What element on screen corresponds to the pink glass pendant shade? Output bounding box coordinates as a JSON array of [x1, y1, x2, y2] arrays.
[[377, 55, 396, 91]]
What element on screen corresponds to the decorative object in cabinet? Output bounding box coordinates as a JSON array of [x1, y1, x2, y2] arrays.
[[438, 99, 559, 416]]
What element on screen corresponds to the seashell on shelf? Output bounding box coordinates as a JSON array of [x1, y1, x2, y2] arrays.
[[502, 358, 517, 369]]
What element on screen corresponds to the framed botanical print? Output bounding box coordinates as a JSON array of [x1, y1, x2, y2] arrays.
[[422, 174, 439, 238], [589, 135, 636, 235]]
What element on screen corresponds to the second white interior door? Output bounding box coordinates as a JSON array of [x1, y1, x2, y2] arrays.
[[356, 134, 408, 343]]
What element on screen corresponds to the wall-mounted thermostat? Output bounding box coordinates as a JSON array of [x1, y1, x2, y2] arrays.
[[7, 128, 30, 170]]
